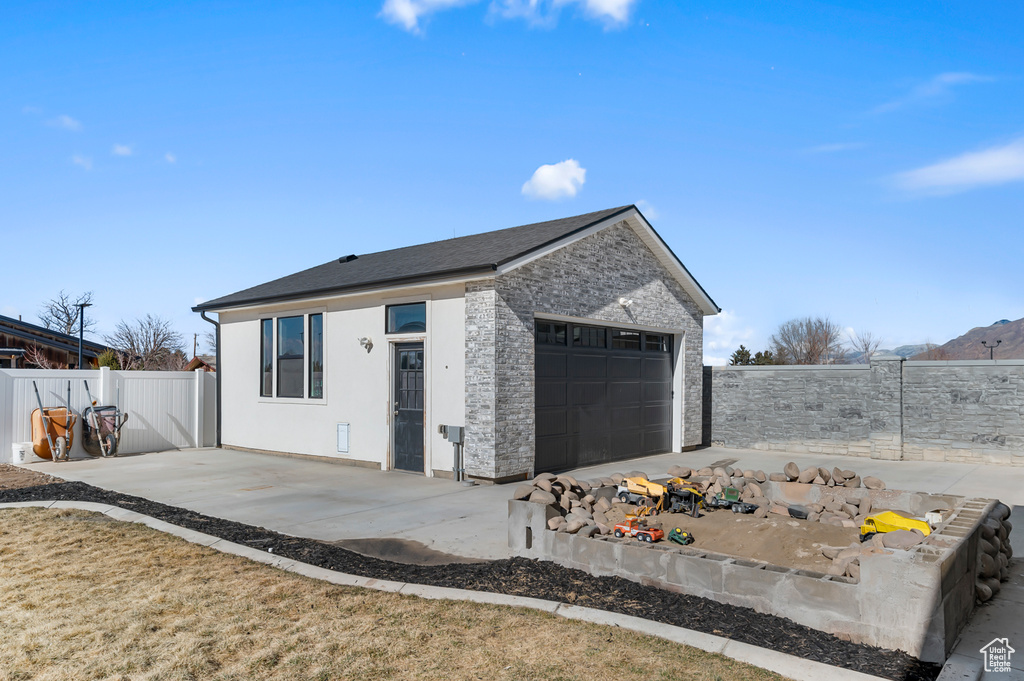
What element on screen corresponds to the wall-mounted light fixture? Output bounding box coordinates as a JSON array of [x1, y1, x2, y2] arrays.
[[618, 297, 634, 309], [358, 337, 373, 353]]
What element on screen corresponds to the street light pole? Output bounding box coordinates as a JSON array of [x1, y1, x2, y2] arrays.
[[76, 302, 92, 369], [981, 340, 1001, 360]]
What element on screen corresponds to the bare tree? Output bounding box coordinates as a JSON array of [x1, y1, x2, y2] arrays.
[[769, 316, 848, 365], [104, 314, 186, 371], [849, 330, 881, 364], [38, 290, 96, 336], [24, 344, 67, 369], [914, 343, 952, 361]]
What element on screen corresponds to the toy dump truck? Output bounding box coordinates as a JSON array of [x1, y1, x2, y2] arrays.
[[613, 517, 665, 543], [617, 477, 668, 506], [860, 511, 932, 541], [665, 480, 705, 517]]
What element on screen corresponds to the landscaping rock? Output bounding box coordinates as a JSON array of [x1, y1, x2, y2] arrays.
[[827, 478, 836, 487], [626, 470, 648, 480], [993, 502, 1011, 522], [610, 473, 624, 484], [535, 478, 553, 493], [698, 467, 713, 477], [976, 581, 993, 602], [784, 462, 800, 480], [808, 503, 824, 513], [668, 465, 691, 478], [578, 480, 592, 494], [533, 472, 557, 483], [860, 497, 872, 516], [754, 470, 767, 483], [748, 482, 763, 497], [731, 477, 746, 488], [743, 469, 756, 479], [847, 563, 861, 580], [807, 512, 819, 522], [770, 504, 790, 516], [769, 473, 788, 482], [824, 501, 843, 513], [817, 467, 831, 483], [513, 484, 535, 500], [798, 467, 818, 484], [882, 530, 924, 550], [559, 496, 572, 512], [828, 557, 852, 576], [548, 516, 566, 530], [725, 466, 735, 477], [754, 506, 769, 519], [565, 519, 585, 534], [599, 477, 615, 487], [594, 497, 612, 513], [713, 467, 727, 479], [842, 504, 860, 519], [980, 552, 998, 578], [529, 489, 557, 505], [837, 546, 862, 561], [812, 476, 826, 485], [841, 469, 856, 479], [841, 520, 857, 528], [833, 467, 846, 481], [843, 476, 862, 488], [578, 525, 600, 538], [751, 496, 770, 508], [863, 476, 885, 490]]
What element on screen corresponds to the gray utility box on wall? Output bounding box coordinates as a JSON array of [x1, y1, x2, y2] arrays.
[[439, 425, 465, 480]]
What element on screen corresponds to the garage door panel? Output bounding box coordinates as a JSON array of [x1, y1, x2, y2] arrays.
[[536, 381, 567, 407], [534, 323, 674, 473], [536, 352, 567, 378], [609, 356, 642, 378], [536, 410, 568, 437]]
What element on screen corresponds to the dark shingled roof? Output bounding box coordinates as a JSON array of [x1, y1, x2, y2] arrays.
[[195, 206, 636, 312]]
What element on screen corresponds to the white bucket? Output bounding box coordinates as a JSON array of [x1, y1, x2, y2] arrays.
[[11, 442, 42, 466]]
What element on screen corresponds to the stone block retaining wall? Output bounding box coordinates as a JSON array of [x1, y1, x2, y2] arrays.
[[509, 486, 995, 663], [707, 359, 1024, 465]]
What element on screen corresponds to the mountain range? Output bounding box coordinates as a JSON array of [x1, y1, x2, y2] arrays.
[[907, 318, 1023, 360]]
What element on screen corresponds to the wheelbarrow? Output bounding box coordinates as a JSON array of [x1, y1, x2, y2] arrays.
[[31, 381, 77, 461], [81, 380, 129, 457]]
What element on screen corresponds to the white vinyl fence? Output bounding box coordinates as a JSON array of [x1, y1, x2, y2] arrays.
[[0, 367, 216, 463]]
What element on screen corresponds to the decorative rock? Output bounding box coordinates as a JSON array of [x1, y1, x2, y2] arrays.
[[731, 476, 747, 488], [754, 470, 767, 483], [833, 467, 846, 481], [529, 489, 557, 505], [711, 481, 723, 495], [828, 557, 852, 576], [982, 577, 1001, 597], [993, 502, 1011, 522], [743, 469, 756, 479], [870, 534, 886, 549], [837, 546, 862, 561], [824, 501, 843, 513], [841, 469, 856, 479], [812, 476, 826, 485], [740, 487, 753, 500], [668, 465, 692, 478], [578, 525, 600, 538], [817, 467, 831, 483], [976, 581, 993, 602], [713, 467, 727, 479], [751, 496, 770, 508], [847, 563, 861, 580], [979, 538, 998, 557], [784, 462, 800, 480], [845, 497, 861, 507], [863, 476, 885, 490], [547, 517, 565, 530], [797, 467, 818, 484], [627, 471, 648, 480], [860, 497, 872, 516], [754, 506, 769, 519], [841, 519, 857, 528], [570, 500, 581, 509], [595, 497, 612, 513], [578, 480, 592, 494], [842, 504, 860, 518], [827, 478, 836, 487], [535, 478, 553, 493], [610, 473, 624, 484], [770, 504, 790, 516], [513, 484, 535, 500], [565, 520, 585, 534], [575, 508, 594, 520], [881, 530, 924, 549], [980, 553, 998, 578], [592, 511, 608, 527], [564, 490, 579, 502], [718, 476, 731, 488], [808, 503, 824, 513], [600, 477, 615, 487], [748, 482, 763, 497], [807, 512, 820, 522], [843, 475, 862, 488], [698, 467, 714, 477], [769, 473, 788, 482]]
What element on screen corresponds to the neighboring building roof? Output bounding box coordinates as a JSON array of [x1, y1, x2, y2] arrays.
[[194, 205, 720, 315], [185, 355, 217, 372], [0, 314, 109, 358]]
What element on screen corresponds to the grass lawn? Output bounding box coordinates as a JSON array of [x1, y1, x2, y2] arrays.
[[0, 508, 788, 681]]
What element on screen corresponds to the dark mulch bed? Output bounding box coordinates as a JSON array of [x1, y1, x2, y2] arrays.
[[0, 480, 940, 681]]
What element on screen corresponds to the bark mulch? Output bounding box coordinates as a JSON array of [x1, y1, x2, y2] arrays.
[[0, 477, 941, 681]]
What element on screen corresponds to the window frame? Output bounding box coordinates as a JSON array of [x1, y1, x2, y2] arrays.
[[385, 302, 427, 335], [257, 308, 327, 403]]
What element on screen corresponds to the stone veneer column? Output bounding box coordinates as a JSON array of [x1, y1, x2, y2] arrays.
[[464, 280, 497, 478], [868, 357, 904, 460]]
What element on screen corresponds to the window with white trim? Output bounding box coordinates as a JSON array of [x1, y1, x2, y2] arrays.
[[259, 312, 324, 399]]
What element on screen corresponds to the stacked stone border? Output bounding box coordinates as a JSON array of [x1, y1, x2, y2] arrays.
[[1, 500, 883, 681], [705, 358, 1024, 465], [509, 484, 999, 664]]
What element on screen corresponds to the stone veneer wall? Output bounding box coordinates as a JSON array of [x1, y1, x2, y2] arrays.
[[464, 220, 705, 480], [708, 359, 1024, 465]]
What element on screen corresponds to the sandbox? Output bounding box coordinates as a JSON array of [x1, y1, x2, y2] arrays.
[[509, 472, 1010, 663]]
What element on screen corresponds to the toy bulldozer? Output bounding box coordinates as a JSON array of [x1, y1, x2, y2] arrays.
[[860, 511, 932, 542]]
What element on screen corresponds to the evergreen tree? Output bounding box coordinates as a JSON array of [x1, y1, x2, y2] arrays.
[[729, 345, 753, 366]]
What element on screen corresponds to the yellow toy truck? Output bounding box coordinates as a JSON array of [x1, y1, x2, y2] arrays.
[[860, 511, 932, 542]]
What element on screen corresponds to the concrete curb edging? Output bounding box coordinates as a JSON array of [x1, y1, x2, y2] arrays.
[[1, 501, 887, 681]]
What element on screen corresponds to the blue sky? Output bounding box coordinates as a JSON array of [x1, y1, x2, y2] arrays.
[[3, 1, 1022, 363]]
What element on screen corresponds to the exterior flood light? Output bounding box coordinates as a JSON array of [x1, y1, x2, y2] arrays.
[[618, 297, 634, 309], [358, 337, 373, 353]]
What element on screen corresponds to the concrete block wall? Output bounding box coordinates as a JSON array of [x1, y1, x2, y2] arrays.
[[509, 489, 995, 663], [469, 220, 705, 480], [708, 359, 1024, 465]]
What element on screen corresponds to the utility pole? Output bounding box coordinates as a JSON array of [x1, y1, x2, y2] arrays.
[[76, 302, 92, 369], [981, 340, 1001, 360], [193, 333, 198, 358]]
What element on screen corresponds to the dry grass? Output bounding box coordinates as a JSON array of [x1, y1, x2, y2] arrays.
[[0, 508, 787, 681]]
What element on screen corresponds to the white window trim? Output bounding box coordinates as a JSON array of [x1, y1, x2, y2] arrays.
[[258, 306, 328, 405]]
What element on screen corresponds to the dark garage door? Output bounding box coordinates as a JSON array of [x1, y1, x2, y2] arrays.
[[535, 320, 673, 473]]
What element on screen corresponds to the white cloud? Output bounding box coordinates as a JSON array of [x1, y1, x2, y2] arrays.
[[871, 72, 992, 114], [47, 114, 82, 131], [521, 159, 586, 200], [703, 310, 756, 366], [112, 144, 133, 156], [804, 142, 864, 154], [492, 0, 637, 27], [892, 137, 1024, 195], [379, 0, 478, 33], [72, 155, 92, 171], [165, 152, 177, 163], [634, 199, 659, 220]]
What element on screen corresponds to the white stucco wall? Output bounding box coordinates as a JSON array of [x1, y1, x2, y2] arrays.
[[218, 283, 466, 476]]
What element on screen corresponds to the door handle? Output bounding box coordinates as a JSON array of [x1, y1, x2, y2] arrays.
[[394, 410, 399, 416]]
